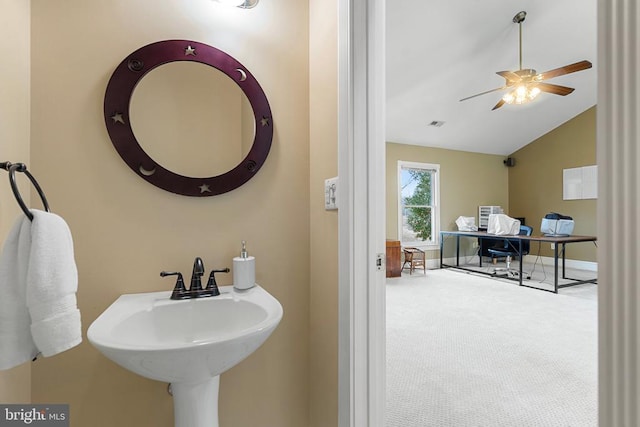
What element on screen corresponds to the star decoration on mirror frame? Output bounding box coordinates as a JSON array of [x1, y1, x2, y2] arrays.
[[185, 45, 196, 56], [199, 184, 212, 193], [260, 116, 270, 127], [111, 113, 125, 124]]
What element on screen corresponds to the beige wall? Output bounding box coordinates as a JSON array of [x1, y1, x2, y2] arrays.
[[29, 1, 311, 425], [386, 142, 509, 259], [309, 1, 339, 425], [0, 0, 32, 403], [387, 107, 597, 264], [508, 107, 597, 262], [129, 62, 248, 177]]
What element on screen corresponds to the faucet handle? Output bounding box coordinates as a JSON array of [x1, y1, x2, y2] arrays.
[[205, 268, 230, 296], [161, 271, 188, 300]]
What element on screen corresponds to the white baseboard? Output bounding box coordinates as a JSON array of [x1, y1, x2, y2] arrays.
[[428, 258, 447, 269], [522, 255, 598, 272], [435, 256, 598, 272], [434, 257, 459, 269]]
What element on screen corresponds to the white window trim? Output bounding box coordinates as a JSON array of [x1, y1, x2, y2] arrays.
[[397, 161, 440, 250]]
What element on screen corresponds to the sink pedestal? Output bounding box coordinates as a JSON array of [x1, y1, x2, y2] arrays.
[[172, 376, 220, 427]]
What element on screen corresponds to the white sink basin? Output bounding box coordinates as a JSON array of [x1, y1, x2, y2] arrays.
[[88, 285, 283, 427]]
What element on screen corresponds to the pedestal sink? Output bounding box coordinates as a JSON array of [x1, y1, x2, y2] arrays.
[[87, 285, 283, 427]]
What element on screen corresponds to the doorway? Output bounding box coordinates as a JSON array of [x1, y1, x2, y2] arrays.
[[335, 1, 635, 426]]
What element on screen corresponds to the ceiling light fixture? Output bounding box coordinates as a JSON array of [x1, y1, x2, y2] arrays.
[[459, 11, 592, 110], [502, 84, 541, 105], [214, 0, 259, 8]]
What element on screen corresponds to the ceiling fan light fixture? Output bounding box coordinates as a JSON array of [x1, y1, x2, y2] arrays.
[[460, 10, 592, 111], [503, 85, 540, 105]]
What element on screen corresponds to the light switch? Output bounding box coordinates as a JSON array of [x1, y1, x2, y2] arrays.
[[324, 177, 338, 210]]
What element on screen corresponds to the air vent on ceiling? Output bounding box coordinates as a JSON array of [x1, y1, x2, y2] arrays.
[[428, 120, 445, 127]]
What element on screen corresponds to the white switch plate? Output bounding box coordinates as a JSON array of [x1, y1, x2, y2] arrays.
[[324, 177, 338, 210]]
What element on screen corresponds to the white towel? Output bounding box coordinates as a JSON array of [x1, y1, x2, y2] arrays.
[[28, 210, 81, 357], [0, 210, 81, 370], [0, 216, 37, 369]]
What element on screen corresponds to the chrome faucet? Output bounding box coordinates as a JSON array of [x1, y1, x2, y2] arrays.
[[161, 257, 230, 300]]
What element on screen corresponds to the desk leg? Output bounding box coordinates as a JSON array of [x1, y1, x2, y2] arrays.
[[479, 239, 483, 267], [562, 243, 567, 279], [440, 234, 443, 268], [554, 244, 559, 294], [456, 236, 460, 266], [518, 240, 523, 286]]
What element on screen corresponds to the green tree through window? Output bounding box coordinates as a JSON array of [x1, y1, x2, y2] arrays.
[[403, 169, 432, 240], [399, 162, 439, 245]]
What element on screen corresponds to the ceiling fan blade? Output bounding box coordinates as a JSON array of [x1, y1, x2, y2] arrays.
[[536, 82, 575, 96], [460, 86, 508, 102], [496, 70, 521, 84], [537, 60, 593, 81], [491, 99, 506, 111]]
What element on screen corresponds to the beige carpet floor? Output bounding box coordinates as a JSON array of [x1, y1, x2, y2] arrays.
[[386, 268, 597, 427]]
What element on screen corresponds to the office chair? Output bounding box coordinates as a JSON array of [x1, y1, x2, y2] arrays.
[[402, 247, 426, 275], [487, 225, 533, 279]]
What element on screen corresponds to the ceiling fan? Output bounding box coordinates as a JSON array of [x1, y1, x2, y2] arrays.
[[460, 11, 592, 110]]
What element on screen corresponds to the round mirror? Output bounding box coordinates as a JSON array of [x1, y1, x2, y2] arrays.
[[103, 40, 273, 196]]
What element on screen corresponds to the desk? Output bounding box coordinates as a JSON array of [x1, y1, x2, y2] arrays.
[[440, 231, 597, 293]]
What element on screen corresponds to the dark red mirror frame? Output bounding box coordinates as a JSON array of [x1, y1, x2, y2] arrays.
[[104, 40, 273, 197]]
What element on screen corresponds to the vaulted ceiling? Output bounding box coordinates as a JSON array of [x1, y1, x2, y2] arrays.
[[386, 0, 597, 155]]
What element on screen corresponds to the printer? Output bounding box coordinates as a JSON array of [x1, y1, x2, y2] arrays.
[[540, 212, 575, 236]]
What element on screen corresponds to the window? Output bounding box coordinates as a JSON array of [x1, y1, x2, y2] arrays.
[[398, 161, 440, 248]]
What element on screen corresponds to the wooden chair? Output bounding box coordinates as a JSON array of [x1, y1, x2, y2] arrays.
[[402, 247, 426, 275]]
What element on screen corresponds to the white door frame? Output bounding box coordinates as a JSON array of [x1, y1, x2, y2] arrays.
[[337, 0, 386, 426]]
